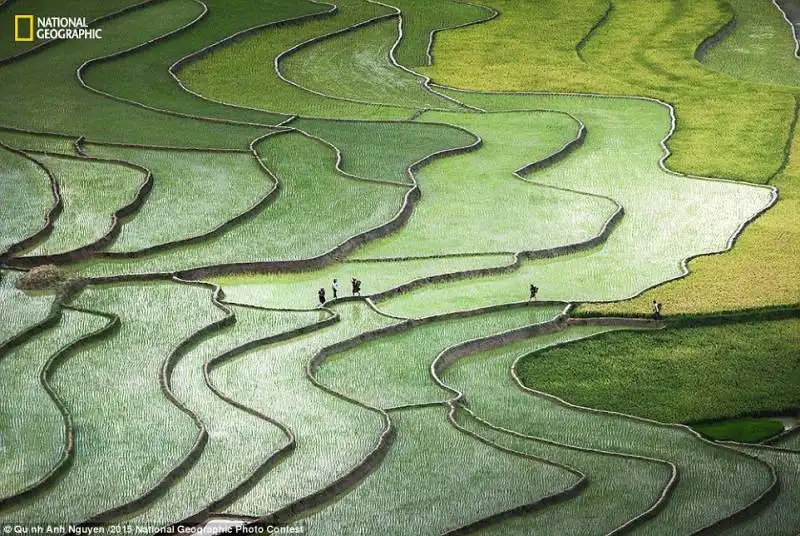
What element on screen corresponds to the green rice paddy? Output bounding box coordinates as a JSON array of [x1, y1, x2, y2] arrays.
[[0, 0, 268, 148], [693, 418, 786, 444], [442, 326, 775, 534], [0, 282, 222, 524], [21, 154, 145, 256], [78, 0, 324, 126], [281, 18, 461, 110], [0, 271, 55, 345], [352, 110, 617, 258], [214, 302, 399, 516], [774, 429, 800, 450], [0, 309, 106, 499], [702, 0, 800, 87], [723, 445, 800, 535], [0, 146, 53, 256], [121, 304, 324, 526], [212, 254, 513, 310], [300, 406, 575, 535], [316, 304, 562, 408], [377, 92, 773, 317], [388, 0, 495, 68], [81, 144, 272, 253], [1, 0, 797, 531]]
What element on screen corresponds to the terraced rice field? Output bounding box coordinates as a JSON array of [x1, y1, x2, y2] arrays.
[[1, 0, 797, 533]]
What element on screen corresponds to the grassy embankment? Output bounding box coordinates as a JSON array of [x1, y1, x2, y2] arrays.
[[516, 318, 800, 441]]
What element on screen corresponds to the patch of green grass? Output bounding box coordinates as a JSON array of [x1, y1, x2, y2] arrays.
[[317, 304, 562, 408], [0, 145, 53, 255], [388, 0, 496, 67], [516, 319, 800, 425], [216, 301, 400, 516], [282, 18, 461, 110], [82, 144, 272, 253], [291, 116, 475, 184], [301, 406, 575, 535], [1, 282, 224, 524], [80, 0, 327, 125], [0, 0, 269, 148], [724, 445, 800, 535], [21, 154, 145, 256], [180, 0, 416, 120], [443, 324, 775, 533], [378, 93, 772, 318], [421, 0, 796, 183], [353, 110, 616, 258], [693, 419, 785, 444], [212, 254, 514, 310], [123, 305, 325, 526], [0, 309, 106, 499], [702, 0, 800, 87]]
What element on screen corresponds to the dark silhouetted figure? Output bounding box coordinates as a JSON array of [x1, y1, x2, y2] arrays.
[[332, 279, 338, 299], [652, 300, 662, 321], [318, 288, 326, 305], [352, 277, 362, 296], [529, 284, 538, 300]]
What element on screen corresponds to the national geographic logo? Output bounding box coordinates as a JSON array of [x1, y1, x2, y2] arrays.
[[13, 15, 102, 42]]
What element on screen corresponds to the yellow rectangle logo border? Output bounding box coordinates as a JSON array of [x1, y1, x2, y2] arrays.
[[14, 15, 34, 42]]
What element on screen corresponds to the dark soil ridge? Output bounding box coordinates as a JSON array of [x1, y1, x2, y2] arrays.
[[430, 314, 678, 533], [168, 0, 338, 119], [576, 1, 613, 62], [72, 0, 354, 128], [764, 422, 800, 448], [10, 139, 155, 266], [774, 0, 800, 57], [0, 142, 62, 261], [766, 94, 799, 185], [693, 5, 736, 62], [246, 301, 578, 531], [507, 324, 780, 535], [72, 279, 332, 528], [76, 113, 622, 312], [420, 0, 498, 67], [272, 1, 481, 113], [0, 293, 119, 511]]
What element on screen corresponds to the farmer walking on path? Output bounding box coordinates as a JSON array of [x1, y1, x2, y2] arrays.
[[652, 300, 662, 321], [529, 284, 538, 301], [332, 279, 338, 299], [318, 287, 326, 305]]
